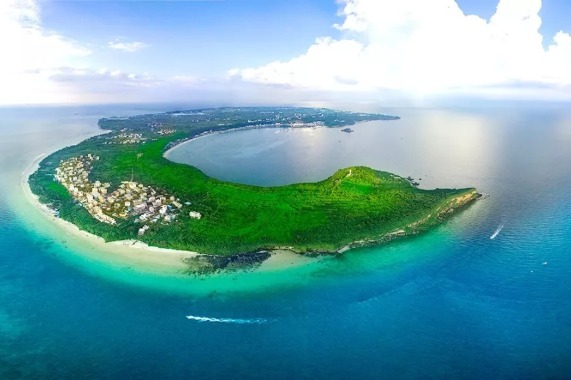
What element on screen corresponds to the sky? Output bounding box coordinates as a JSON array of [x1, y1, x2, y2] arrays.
[[1, 0, 571, 106]]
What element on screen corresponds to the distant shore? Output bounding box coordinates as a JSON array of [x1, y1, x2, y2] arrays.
[[162, 122, 323, 159]]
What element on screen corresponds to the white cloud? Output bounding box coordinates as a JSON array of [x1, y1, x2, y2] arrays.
[[230, 0, 571, 99], [0, 1, 155, 104], [45, 67, 169, 103], [0, 0, 91, 104], [46, 68, 217, 104], [107, 39, 147, 53], [51, 67, 158, 87]]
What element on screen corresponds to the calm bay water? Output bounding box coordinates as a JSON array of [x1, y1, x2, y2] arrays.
[[1, 105, 571, 378]]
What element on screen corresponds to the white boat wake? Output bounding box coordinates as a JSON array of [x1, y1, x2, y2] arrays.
[[186, 315, 271, 324], [490, 224, 504, 239]]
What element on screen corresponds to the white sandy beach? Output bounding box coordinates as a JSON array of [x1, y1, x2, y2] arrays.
[[20, 153, 201, 274]]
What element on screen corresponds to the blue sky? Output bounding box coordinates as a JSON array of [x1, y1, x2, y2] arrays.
[[459, 0, 571, 37], [40, 0, 340, 76], [2, 0, 571, 105]]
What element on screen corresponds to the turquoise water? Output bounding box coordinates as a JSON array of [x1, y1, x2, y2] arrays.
[[1, 105, 571, 378]]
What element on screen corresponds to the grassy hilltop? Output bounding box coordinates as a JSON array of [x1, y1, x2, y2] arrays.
[[29, 107, 478, 255]]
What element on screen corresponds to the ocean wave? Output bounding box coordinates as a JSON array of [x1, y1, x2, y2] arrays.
[[186, 314, 271, 324]]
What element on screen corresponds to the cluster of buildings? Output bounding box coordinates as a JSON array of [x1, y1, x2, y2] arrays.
[[54, 155, 202, 236], [156, 128, 176, 135], [288, 121, 325, 128], [147, 121, 164, 129], [54, 155, 116, 224], [103, 133, 148, 145]]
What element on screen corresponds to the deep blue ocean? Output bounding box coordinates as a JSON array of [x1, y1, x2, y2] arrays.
[[1, 104, 571, 379]]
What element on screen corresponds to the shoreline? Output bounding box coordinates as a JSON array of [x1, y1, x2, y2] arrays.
[[22, 117, 478, 275]]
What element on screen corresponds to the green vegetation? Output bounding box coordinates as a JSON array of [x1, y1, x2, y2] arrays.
[[29, 107, 479, 256]]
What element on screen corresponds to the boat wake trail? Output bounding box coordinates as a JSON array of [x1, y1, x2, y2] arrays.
[[490, 224, 504, 239], [186, 315, 271, 324]]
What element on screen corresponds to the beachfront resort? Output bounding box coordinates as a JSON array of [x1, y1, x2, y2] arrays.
[[54, 154, 201, 235]]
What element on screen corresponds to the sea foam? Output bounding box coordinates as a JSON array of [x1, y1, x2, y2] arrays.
[[186, 315, 270, 324], [490, 224, 504, 240]]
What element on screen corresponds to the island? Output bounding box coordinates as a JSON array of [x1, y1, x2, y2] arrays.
[[28, 107, 479, 272]]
